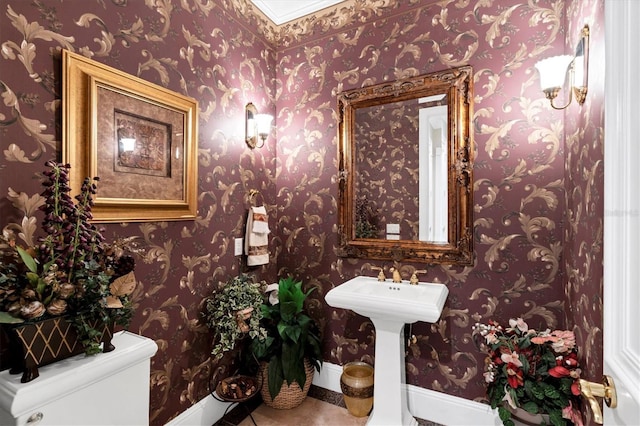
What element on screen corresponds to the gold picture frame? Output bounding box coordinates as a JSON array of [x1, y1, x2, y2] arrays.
[[62, 50, 198, 222]]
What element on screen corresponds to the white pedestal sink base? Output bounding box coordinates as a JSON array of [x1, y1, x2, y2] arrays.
[[324, 277, 449, 426], [367, 318, 417, 426]]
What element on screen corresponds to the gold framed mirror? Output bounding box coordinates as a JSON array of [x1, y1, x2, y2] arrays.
[[336, 66, 474, 264]]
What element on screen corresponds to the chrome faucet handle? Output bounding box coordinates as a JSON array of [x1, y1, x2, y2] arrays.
[[371, 266, 386, 281]]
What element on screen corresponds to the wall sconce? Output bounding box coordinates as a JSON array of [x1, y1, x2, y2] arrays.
[[245, 102, 274, 149], [535, 24, 589, 110]]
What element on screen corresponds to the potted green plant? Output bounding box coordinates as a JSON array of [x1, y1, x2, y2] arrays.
[[250, 276, 322, 409], [0, 161, 142, 381], [473, 318, 583, 426], [204, 273, 267, 360]]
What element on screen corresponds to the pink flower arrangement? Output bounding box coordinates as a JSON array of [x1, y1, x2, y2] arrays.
[[473, 318, 583, 426]]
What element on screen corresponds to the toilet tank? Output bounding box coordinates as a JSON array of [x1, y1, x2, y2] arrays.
[[0, 331, 158, 425]]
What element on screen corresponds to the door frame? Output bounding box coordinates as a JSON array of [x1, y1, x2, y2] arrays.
[[603, 0, 640, 423]]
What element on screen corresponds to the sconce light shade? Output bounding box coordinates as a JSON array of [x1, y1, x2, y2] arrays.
[[535, 55, 573, 91], [534, 24, 590, 110], [245, 103, 273, 149], [255, 113, 274, 143]]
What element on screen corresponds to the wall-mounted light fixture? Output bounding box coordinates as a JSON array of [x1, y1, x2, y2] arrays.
[[245, 102, 274, 149], [535, 24, 589, 110]]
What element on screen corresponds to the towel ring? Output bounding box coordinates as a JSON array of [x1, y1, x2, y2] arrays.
[[248, 189, 263, 206]]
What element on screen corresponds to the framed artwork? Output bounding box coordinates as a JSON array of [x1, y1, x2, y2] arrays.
[[62, 50, 198, 222]]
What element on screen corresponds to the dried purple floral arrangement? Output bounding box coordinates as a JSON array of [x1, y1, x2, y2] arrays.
[[0, 161, 142, 354]]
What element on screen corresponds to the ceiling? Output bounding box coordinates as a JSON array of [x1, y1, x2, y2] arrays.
[[251, 0, 345, 25]]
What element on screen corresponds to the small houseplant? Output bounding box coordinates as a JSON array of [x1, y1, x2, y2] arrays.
[[250, 276, 322, 408], [473, 318, 583, 426], [204, 273, 267, 360], [0, 162, 140, 362]]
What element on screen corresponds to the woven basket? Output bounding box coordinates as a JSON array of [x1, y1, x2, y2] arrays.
[[1, 316, 114, 383], [260, 359, 314, 409]]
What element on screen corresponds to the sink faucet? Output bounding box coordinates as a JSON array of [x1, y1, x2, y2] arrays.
[[371, 266, 386, 281], [390, 267, 402, 283], [409, 269, 427, 285]]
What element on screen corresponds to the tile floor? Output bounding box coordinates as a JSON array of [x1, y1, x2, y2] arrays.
[[215, 386, 442, 426], [237, 397, 368, 426]]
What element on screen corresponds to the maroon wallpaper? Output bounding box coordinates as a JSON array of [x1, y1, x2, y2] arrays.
[[564, 0, 605, 394], [0, 1, 277, 424], [273, 0, 603, 421], [0, 0, 604, 424]]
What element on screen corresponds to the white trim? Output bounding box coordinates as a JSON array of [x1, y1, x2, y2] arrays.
[[312, 361, 343, 393], [167, 362, 498, 425], [164, 394, 231, 426], [251, 0, 344, 25], [317, 362, 497, 426], [604, 1, 640, 424], [406, 385, 497, 426]]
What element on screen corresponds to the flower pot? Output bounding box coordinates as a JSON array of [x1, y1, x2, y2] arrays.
[[340, 361, 374, 417], [259, 359, 314, 409], [0, 316, 114, 383], [506, 406, 551, 426], [235, 307, 254, 333]]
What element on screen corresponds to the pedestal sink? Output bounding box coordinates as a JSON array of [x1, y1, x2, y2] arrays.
[[325, 276, 448, 426]]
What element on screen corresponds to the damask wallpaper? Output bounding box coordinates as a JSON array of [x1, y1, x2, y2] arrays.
[[0, 0, 604, 424], [273, 0, 603, 415]]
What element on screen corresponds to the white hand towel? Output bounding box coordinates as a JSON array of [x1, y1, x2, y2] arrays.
[[245, 206, 270, 266], [252, 206, 270, 234]]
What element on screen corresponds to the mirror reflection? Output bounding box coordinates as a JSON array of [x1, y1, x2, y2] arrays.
[[337, 66, 474, 264], [354, 94, 449, 242]]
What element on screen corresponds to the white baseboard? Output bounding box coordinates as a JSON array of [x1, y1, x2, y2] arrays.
[[406, 384, 497, 426], [312, 361, 343, 392], [166, 362, 498, 425], [165, 394, 232, 426], [313, 362, 497, 425]]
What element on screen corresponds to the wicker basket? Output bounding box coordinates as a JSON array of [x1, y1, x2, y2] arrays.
[[260, 359, 314, 409], [1, 316, 114, 383]]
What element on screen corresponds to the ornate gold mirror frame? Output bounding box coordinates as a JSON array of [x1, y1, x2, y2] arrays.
[[336, 66, 474, 264]]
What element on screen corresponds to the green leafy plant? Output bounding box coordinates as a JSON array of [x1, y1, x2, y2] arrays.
[[473, 318, 583, 426], [204, 273, 267, 360], [250, 276, 322, 400], [0, 161, 142, 354]]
